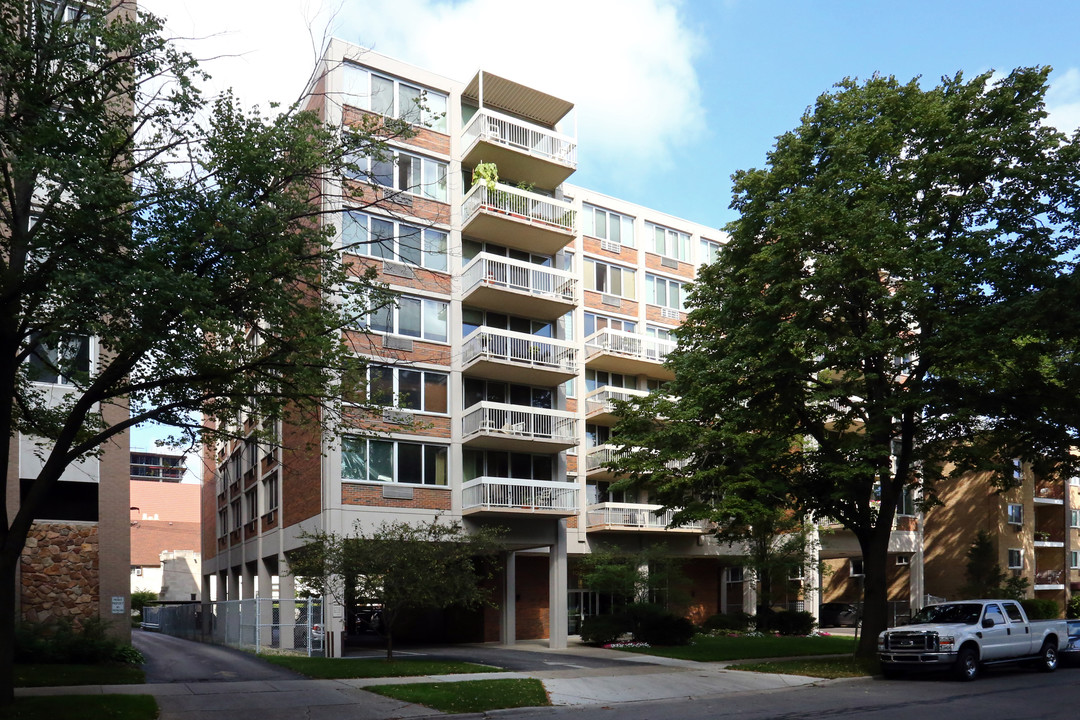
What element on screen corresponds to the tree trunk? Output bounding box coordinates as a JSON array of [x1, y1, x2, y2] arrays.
[[0, 554, 17, 706], [857, 530, 892, 658], [385, 626, 393, 660]]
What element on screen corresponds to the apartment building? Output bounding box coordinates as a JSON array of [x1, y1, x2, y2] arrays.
[[130, 449, 187, 483], [200, 42, 764, 655]]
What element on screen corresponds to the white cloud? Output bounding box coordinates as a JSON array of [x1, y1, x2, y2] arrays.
[[1047, 67, 1080, 136], [141, 0, 706, 182]]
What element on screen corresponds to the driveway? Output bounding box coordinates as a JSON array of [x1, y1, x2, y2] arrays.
[[132, 629, 302, 683]]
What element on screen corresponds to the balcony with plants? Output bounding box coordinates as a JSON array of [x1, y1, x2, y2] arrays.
[[462, 108, 577, 189], [462, 169, 576, 256]]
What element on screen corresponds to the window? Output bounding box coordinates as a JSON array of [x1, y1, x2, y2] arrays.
[[582, 204, 634, 247], [699, 238, 722, 265], [585, 369, 634, 393], [1007, 503, 1023, 525], [898, 485, 917, 516], [726, 567, 744, 583], [218, 508, 228, 537], [263, 473, 278, 513], [342, 212, 448, 271], [1071, 551, 1079, 570], [1012, 459, 1023, 482], [647, 223, 691, 262], [358, 366, 448, 413], [646, 325, 675, 343], [231, 499, 242, 530], [1003, 602, 1025, 623], [1007, 548, 1023, 569], [984, 604, 1005, 626], [27, 335, 90, 385], [1070, 509, 1079, 528], [342, 64, 448, 132], [849, 558, 865, 577], [583, 313, 635, 337], [341, 437, 448, 485], [368, 295, 448, 342], [645, 274, 686, 311], [584, 259, 636, 299], [895, 555, 910, 566], [462, 377, 553, 410], [347, 150, 448, 202], [462, 449, 554, 482], [245, 489, 258, 523], [462, 308, 552, 339]]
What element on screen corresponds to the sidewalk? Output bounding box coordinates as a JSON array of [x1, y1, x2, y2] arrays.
[[16, 640, 827, 719]]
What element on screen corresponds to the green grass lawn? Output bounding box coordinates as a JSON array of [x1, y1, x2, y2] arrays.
[[736, 656, 876, 678], [259, 655, 499, 679], [366, 678, 549, 714], [10, 695, 157, 720], [15, 664, 145, 688], [614, 633, 856, 662]]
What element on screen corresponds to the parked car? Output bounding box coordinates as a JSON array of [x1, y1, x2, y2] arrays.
[[1062, 619, 1080, 664], [818, 602, 861, 627]]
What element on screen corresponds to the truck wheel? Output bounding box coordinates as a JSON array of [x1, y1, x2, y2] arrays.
[[1038, 640, 1058, 673], [953, 646, 979, 681]]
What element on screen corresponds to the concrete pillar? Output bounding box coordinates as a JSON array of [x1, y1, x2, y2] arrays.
[[548, 520, 568, 649], [278, 555, 297, 650], [720, 567, 729, 613], [227, 569, 240, 601], [743, 571, 757, 616], [501, 550, 517, 645], [242, 561, 256, 599], [258, 557, 274, 649]]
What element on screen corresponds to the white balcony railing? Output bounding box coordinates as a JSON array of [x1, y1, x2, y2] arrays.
[[462, 108, 577, 168], [462, 183, 576, 234], [462, 327, 578, 374], [462, 252, 577, 303], [462, 477, 578, 513], [586, 502, 707, 531], [462, 401, 578, 444], [585, 443, 627, 472], [585, 386, 649, 416], [585, 328, 676, 364]]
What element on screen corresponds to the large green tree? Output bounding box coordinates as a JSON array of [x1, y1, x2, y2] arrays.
[[611, 68, 1080, 657], [0, 2, 405, 702]]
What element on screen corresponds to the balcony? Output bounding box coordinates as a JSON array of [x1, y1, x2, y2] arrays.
[[1035, 568, 1065, 591], [585, 444, 626, 481], [462, 108, 577, 189], [462, 477, 578, 517], [585, 329, 676, 380], [586, 502, 707, 533], [461, 183, 576, 256], [462, 328, 578, 384], [462, 401, 578, 453], [1034, 480, 1065, 503], [585, 386, 650, 425], [462, 252, 577, 320]]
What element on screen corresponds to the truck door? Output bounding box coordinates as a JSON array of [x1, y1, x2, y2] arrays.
[[1002, 602, 1034, 656], [979, 603, 1011, 660]]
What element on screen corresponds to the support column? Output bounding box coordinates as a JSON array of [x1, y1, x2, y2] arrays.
[[242, 561, 256, 599], [743, 571, 758, 616], [501, 551, 517, 645], [258, 557, 274, 649], [278, 554, 297, 650], [227, 569, 240, 601], [548, 520, 568, 649]]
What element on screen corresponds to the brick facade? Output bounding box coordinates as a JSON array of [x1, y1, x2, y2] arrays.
[[341, 483, 451, 510]]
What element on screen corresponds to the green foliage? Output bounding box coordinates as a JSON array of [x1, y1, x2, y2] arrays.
[[702, 611, 755, 632], [15, 663, 145, 688], [579, 614, 629, 645], [624, 603, 696, 645], [288, 519, 504, 659], [1020, 598, 1060, 620], [14, 619, 140, 666], [129, 591, 158, 626], [577, 547, 688, 609], [258, 656, 497, 679], [962, 531, 1007, 598], [11, 695, 157, 720], [1067, 594, 1080, 619], [756, 609, 816, 636], [471, 162, 499, 191], [366, 678, 549, 714], [611, 67, 1080, 658]]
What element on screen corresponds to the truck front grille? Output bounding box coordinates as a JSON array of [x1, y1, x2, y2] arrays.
[[884, 631, 937, 651]]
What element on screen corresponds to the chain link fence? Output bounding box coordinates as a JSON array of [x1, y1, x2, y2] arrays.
[[142, 598, 324, 656]]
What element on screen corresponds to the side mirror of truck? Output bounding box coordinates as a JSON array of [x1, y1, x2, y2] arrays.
[[982, 617, 995, 629]]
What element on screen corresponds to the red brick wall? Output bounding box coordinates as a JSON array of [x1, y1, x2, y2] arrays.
[[644, 252, 695, 280], [343, 107, 451, 156], [341, 483, 451, 510], [282, 423, 323, 526], [583, 236, 636, 263], [583, 290, 638, 317], [644, 304, 686, 325], [515, 555, 550, 640], [677, 559, 719, 624]]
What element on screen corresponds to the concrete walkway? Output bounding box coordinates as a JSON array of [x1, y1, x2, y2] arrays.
[[16, 639, 832, 718]]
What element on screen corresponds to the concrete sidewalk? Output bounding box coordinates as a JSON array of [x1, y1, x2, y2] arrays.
[[16, 641, 826, 718]]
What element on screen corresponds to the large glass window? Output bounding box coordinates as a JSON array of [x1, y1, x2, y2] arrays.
[[699, 238, 722, 265], [463, 378, 554, 410], [582, 204, 635, 247], [584, 313, 635, 337], [462, 449, 555, 481], [584, 259, 636, 299], [645, 274, 686, 311], [356, 366, 448, 413], [585, 369, 634, 393], [342, 212, 448, 271], [1007, 548, 1023, 569], [347, 150, 448, 202], [27, 335, 90, 385], [648, 223, 691, 261], [342, 437, 448, 485], [342, 64, 448, 133], [368, 295, 448, 342]]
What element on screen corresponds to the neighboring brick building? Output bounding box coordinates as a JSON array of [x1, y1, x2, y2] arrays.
[[130, 480, 201, 601]]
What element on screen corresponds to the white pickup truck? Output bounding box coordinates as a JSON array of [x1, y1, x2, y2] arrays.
[[878, 599, 1068, 680]]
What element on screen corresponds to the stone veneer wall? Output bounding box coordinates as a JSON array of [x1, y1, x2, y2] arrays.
[[20, 522, 100, 625]]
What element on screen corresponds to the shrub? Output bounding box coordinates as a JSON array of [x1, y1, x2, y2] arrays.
[[1020, 598, 1060, 620], [624, 603, 695, 646], [1067, 594, 1080, 620], [14, 617, 142, 665], [580, 614, 630, 645], [702, 612, 754, 633], [754, 609, 815, 636]]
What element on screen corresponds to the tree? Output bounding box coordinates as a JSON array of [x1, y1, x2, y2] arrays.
[[577, 545, 688, 610], [288, 519, 504, 659], [961, 530, 1028, 600], [1, 2, 411, 702], [611, 68, 1080, 658]]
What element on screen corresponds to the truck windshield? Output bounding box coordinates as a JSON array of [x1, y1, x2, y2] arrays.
[[910, 603, 983, 625]]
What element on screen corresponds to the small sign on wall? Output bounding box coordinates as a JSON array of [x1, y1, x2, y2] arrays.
[[112, 596, 125, 614]]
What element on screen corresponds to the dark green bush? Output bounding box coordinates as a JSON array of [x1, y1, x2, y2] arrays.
[[1020, 598, 1060, 620], [14, 617, 141, 664], [754, 609, 815, 635], [624, 603, 695, 646], [1067, 594, 1080, 620], [580, 613, 630, 645], [702, 611, 754, 632]]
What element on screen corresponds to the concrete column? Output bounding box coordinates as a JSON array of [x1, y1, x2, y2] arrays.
[[720, 567, 729, 613], [501, 550, 517, 645], [278, 555, 297, 650], [548, 520, 568, 649], [258, 557, 274, 648], [743, 571, 757, 616], [242, 561, 256, 599], [227, 568, 240, 601]]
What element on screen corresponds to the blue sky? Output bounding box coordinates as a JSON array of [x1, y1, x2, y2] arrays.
[[135, 0, 1080, 452]]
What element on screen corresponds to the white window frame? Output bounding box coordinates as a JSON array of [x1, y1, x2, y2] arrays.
[[1007, 548, 1023, 569], [342, 64, 448, 133], [368, 294, 448, 342], [648, 222, 691, 262], [342, 211, 448, 271], [1007, 503, 1023, 526], [348, 149, 448, 202], [361, 365, 449, 414], [262, 473, 279, 513], [582, 204, 635, 247], [645, 273, 687, 311], [245, 488, 258, 523], [341, 437, 449, 486], [1071, 550, 1079, 570], [699, 237, 722, 265], [584, 259, 636, 300], [1070, 509, 1080, 528]]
